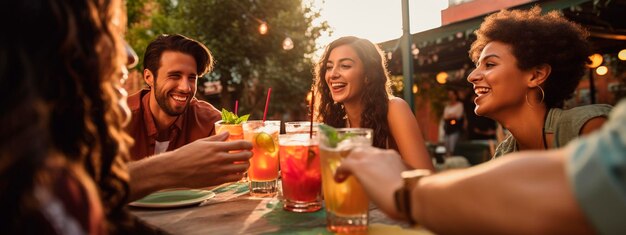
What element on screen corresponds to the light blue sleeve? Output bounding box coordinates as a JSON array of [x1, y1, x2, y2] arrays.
[[566, 100, 626, 235]]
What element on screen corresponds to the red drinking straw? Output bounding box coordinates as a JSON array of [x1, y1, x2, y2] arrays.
[[262, 88, 272, 122], [309, 90, 314, 139], [234, 100, 239, 116]]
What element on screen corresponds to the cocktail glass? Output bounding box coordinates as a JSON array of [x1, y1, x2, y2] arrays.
[[319, 128, 373, 233], [215, 120, 244, 142], [279, 133, 321, 212], [243, 120, 281, 197], [215, 120, 247, 181]]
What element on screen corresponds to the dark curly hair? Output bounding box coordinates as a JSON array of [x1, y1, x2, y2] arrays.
[[0, 0, 132, 233], [469, 6, 591, 108], [314, 36, 393, 148]]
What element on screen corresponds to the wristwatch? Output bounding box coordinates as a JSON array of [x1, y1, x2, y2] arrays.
[[394, 169, 431, 225]]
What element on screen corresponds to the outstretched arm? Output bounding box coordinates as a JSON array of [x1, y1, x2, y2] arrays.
[[336, 146, 594, 235], [127, 132, 252, 201], [415, 147, 592, 234]]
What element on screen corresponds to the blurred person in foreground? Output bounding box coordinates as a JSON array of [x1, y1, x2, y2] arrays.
[[0, 0, 251, 233], [126, 34, 222, 160], [314, 36, 434, 170], [466, 7, 611, 158]]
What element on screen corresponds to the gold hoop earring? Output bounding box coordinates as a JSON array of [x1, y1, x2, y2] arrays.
[[526, 86, 545, 108]]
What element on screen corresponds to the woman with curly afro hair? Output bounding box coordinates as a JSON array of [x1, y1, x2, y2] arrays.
[[314, 36, 434, 170], [467, 6, 612, 158]]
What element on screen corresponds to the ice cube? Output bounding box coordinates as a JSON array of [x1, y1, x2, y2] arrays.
[[335, 136, 371, 151]]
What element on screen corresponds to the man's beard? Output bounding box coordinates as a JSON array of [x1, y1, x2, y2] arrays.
[[154, 79, 189, 116]]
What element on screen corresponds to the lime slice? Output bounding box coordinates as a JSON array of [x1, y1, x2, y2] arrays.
[[255, 132, 276, 152]]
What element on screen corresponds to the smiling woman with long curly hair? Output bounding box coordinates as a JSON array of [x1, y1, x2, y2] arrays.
[[314, 36, 433, 170]]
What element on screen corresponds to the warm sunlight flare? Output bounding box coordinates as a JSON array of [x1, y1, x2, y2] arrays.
[[312, 0, 448, 56]]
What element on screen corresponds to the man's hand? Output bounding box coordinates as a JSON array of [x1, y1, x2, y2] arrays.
[[171, 132, 252, 188], [334, 146, 409, 219], [128, 132, 253, 201], [171, 133, 252, 188]]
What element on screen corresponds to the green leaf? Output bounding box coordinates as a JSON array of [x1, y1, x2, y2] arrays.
[[319, 124, 355, 148], [319, 124, 339, 147], [221, 108, 229, 122], [234, 114, 250, 124], [221, 109, 249, 124]]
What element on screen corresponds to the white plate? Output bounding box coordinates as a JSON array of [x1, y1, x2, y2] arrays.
[[129, 189, 216, 208]]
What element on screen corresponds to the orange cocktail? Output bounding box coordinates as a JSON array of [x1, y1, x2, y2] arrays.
[[319, 127, 373, 233], [215, 119, 246, 180], [243, 120, 280, 196], [215, 120, 244, 141], [279, 133, 321, 212]]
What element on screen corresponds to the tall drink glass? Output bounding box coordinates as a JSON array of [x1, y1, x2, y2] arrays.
[[319, 128, 373, 233], [215, 120, 247, 181], [279, 133, 321, 212], [243, 120, 280, 197]]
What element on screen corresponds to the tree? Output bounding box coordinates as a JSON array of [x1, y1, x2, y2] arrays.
[[179, 0, 328, 119], [126, 0, 179, 71], [126, 0, 329, 120]]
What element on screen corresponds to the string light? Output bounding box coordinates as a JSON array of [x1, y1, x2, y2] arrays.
[[619, 49, 626, 61], [258, 22, 268, 35], [436, 72, 448, 84], [412, 84, 419, 94], [587, 53, 603, 68], [282, 37, 294, 50], [411, 44, 419, 56], [596, 66, 608, 76]]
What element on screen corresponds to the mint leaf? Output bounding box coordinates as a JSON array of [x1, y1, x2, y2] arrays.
[[221, 109, 249, 124], [319, 124, 355, 148], [235, 114, 250, 124], [319, 124, 339, 147], [226, 111, 235, 123], [221, 108, 229, 122]]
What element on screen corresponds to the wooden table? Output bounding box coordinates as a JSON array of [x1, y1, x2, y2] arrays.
[[130, 182, 433, 234]]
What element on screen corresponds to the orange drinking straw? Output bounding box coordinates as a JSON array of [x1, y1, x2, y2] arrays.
[[262, 88, 272, 122], [309, 90, 314, 139]]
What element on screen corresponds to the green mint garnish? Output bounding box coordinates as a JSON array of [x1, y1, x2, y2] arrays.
[[221, 108, 249, 124], [319, 124, 354, 148]]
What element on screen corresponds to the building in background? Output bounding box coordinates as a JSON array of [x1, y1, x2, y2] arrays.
[[380, 0, 626, 145]]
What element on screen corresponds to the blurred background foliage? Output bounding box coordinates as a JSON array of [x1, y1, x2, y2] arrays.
[[126, 0, 330, 120]]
